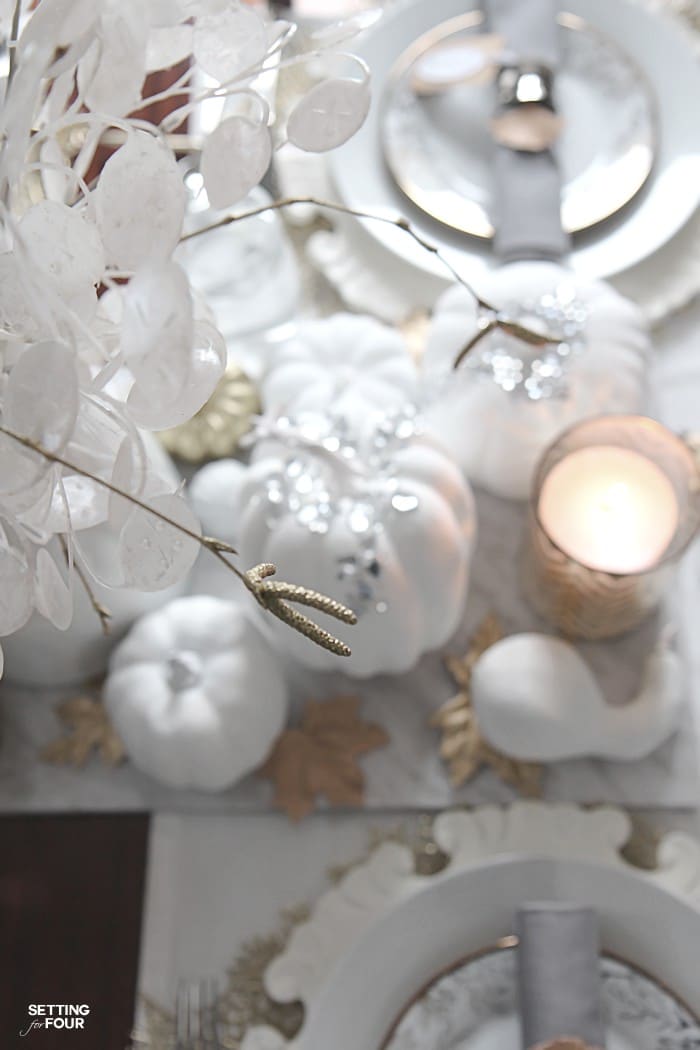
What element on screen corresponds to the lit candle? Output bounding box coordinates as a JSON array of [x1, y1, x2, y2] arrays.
[[524, 416, 700, 640], [537, 445, 680, 575]]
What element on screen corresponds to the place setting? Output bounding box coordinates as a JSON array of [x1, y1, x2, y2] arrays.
[[133, 803, 700, 1049], [1, 0, 700, 1047], [296, 0, 700, 323]]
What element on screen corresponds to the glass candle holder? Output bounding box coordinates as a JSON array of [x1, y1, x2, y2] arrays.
[[523, 415, 700, 639]]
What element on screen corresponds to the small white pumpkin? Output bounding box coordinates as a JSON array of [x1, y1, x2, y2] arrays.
[[422, 262, 651, 500], [189, 457, 248, 548], [261, 313, 418, 417], [471, 632, 683, 762], [235, 411, 476, 677], [103, 596, 288, 791]]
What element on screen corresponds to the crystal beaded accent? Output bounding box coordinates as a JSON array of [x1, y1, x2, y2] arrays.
[[468, 284, 588, 400], [256, 410, 423, 616]]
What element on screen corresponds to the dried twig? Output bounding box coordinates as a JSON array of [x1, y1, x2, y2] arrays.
[[452, 316, 498, 370], [179, 195, 559, 362], [58, 534, 112, 637], [6, 0, 22, 92], [0, 425, 356, 656]]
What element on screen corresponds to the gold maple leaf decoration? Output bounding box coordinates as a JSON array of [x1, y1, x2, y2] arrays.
[[41, 696, 126, 768], [258, 695, 389, 822], [431, 615, 543, 798]]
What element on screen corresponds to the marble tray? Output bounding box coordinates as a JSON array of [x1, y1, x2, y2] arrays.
[[0, 483, 697, 814]]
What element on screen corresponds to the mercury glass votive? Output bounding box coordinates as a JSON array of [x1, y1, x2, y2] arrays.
[[523, 415, 700, 639]]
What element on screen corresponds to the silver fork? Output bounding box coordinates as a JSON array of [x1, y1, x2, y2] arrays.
[[199, 979, 222, 1050], [174, 979, 221, 1050]]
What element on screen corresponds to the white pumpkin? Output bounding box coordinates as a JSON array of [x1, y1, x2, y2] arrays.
[[103, 596, 288, 791], [471, 633, 683, 762], [189, 457, 248, 548], [261, 313, 418, 417], [235, 412, 476, 677], [422, 262, 651, 500]]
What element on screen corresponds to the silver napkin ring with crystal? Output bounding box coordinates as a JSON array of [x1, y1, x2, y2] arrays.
[[496, 62, 555, 110], [491, 62, 562, 152]]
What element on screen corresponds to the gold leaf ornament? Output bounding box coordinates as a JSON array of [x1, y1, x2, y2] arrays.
[[259, 695, 389, 822], [41, 696, 126, 768], [158, 362, 260, 464], [431, 616, 543, 796]]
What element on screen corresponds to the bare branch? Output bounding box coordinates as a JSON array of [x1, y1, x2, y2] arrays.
[[0, 426, 356, 656], [179, 196, 559, 355], [452, 317, 498, 371], [58, 534, 112, 637], [0, 424, 223, 553], [6, 0, 22, 92]]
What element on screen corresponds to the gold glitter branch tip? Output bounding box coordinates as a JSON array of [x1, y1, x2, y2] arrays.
[[244, 563, 356, 657], [258, 580, 358, 624]]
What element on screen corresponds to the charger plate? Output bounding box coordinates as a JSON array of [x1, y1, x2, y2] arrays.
[[240, 804, 700, 1049]]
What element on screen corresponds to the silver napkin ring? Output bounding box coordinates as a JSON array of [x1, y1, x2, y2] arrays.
[[496, 63, 555, 110]]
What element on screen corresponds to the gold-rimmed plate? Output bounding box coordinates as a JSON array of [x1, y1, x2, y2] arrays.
[[381, 938, 700, 1050], [381, 11, 656, 239], [296, 858, 700, 1050], [327, 0, 700, 283]]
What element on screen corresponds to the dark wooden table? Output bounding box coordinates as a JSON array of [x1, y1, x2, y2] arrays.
[[0, 814, 150, 1050]]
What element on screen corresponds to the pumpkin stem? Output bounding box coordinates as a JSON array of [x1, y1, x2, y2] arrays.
[[167, 651, 203, 692]]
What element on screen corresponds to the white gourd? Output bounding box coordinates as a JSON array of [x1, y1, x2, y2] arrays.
[[261, 313, 418, 418], [471, 633, 683, 762], [422, 262, 651, 500], [103, 596, 288, 791]]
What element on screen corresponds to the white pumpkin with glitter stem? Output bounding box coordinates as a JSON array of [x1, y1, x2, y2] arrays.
[[471, 633, 683, 762], [235, 413, 476, 677], [260, 314, 418, 417], [422, 262, 651, 500], [103, 596, 288, 791]]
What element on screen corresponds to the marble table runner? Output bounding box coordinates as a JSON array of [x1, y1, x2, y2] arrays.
[[0, 479, 697, 813], [0, 235, 699, 816]]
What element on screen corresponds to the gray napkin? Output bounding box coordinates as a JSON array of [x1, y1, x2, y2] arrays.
[[516, 903, 606, 1049], [486, 0, 571, 262]]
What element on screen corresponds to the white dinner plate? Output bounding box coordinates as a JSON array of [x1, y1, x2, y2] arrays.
[[328, 0, 700, 286], [296, 857, 700, 1050], [382, 942, 699, 1050], [382, 11, 655, 239]]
